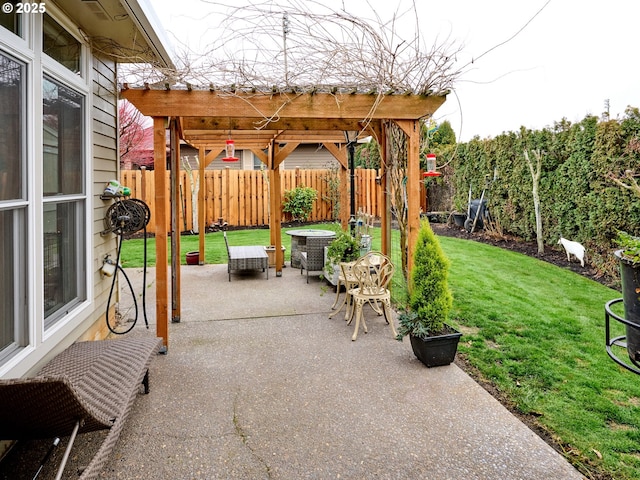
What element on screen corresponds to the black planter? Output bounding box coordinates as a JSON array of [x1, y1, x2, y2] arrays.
[[617, 250, 640, 364], [605, 251, 640, 374], [452, 213, 467, 228], [410, 327, 462, 368]]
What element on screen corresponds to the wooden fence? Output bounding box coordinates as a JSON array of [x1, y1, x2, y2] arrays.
[[120, 168, 385, 233]]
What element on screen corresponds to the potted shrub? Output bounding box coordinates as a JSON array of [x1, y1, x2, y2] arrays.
[[450, 196, 467, 228], [323, 230, 359, 286], [396, 220, 461, 367], [614, 231, 640, 366]]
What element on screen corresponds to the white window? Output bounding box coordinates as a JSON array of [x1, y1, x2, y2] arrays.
[[43, 14, 81, 75], [1, 9, 89, 362], [0, 1, 22, 37], [0, 51, 27, 360]]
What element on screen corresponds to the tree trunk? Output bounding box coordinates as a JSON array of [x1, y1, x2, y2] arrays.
[[524, 150, 544, 254]]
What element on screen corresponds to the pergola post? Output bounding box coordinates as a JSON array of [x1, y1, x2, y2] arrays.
[[170, 118, 181, 323], [321, 142, 349, 230], [153, 116, 169, 351], [396, 119, 422, 274], [268, 141, 284, 276], [198, 146, 206, 263], [380, 122, 391, 257]]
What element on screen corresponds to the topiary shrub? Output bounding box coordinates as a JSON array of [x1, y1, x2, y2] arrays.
[[283, 186, 318, 222], [396, 219, 453, 340]]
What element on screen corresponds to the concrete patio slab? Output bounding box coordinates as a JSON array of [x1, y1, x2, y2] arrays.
[[0, 263, 585, 479]]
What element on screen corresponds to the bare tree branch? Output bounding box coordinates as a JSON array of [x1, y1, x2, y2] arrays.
[[608, 170, 640, 199], [117, 0, 464, 97]]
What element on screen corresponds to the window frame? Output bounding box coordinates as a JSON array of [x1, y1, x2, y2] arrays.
[[0, 47, 28, 360], [40, 14, 90, 333], [0, 7, 93, 367]]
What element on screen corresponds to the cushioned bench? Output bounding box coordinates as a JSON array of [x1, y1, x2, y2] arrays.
[[224, 231, 269, 281], [0, 336, 162, 480]]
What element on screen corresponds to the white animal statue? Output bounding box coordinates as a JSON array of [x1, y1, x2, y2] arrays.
[[558, 237, 585, 267]]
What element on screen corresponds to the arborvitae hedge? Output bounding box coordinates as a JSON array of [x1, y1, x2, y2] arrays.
[[451, 108, 640, 279]]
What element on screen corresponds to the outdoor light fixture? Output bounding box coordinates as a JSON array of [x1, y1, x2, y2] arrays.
[[344, 130, 359, 234], [222, 138, 239, 162], [423, 153, 441, 177]]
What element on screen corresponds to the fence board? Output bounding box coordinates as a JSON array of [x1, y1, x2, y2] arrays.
[[120, 168, 383, 231]]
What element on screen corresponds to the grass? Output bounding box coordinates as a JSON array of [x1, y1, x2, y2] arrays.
[[118, 223, 344, 268], [442, 236, 640, 479], [120, 226, 640, 479]]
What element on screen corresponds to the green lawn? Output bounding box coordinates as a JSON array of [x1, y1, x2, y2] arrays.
[[120, 226, 640, 479], [118, 223, 344, 267], [442, 236, 640, 480]]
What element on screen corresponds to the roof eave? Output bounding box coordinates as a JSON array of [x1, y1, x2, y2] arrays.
[[120, 0, 175, 69]]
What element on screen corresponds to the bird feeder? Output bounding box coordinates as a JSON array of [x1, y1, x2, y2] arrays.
[[423, 153, 441, 177], [222, 139, 239, 162]]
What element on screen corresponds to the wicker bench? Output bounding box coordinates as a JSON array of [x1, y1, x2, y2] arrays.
[[0, 336, 162, 480], [224, 231, 269, 281]]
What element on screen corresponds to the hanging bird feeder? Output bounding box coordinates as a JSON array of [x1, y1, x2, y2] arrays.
[[222, 138, 239, 162], [423, 153, 441, 177]]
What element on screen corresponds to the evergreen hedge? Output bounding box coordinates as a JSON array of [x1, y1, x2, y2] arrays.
[[449, 107, 640, 280]]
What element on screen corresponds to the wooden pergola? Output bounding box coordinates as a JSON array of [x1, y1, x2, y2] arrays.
[[121, 87, 446, 350]]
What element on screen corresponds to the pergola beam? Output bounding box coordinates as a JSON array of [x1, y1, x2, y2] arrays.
[[121, 90, 445, 121]]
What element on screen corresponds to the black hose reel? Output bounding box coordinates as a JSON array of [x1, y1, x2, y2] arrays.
[[103, 198, 151, 335], [103, 198, 150, 236]]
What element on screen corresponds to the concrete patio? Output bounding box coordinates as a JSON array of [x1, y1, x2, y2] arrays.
[[0, 263, 585, 479]]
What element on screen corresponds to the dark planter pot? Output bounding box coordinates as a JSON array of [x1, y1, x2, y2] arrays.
[[452, 213, 467, 228], [410, 327, 462, 368], [186, 251, 199, 265], [616, 250, 640, 365]]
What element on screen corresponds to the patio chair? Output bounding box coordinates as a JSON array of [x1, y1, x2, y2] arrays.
[[329, 261, 357, 319], [300, 235, 335, 283], [0, 336, 162, 480], [347, 252, 397, 341]]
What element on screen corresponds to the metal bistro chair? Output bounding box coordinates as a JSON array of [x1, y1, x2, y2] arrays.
[[347, 252, 397, 341], [300, 235, 335, 283], [329, 261, 357, 319]]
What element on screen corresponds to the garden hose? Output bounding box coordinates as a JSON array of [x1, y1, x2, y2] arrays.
[[103, 198, 151, 335]]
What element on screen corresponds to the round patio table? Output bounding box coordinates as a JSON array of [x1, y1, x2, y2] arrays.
[[285, 229, 336, 268]]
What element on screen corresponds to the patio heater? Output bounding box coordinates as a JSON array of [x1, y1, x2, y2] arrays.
[[344, 130, 359, 235]]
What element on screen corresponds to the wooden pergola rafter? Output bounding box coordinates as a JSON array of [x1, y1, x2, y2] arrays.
[[121, 87, 446, 350]]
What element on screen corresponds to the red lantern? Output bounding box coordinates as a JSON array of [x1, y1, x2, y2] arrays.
[[222, 139, 239, 162], [423, 153, 441, 177]]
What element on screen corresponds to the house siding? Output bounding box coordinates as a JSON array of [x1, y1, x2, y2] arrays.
[[281, 144, 338, 170], [86, 54, 119, 342], [178, 143, 340, 171]]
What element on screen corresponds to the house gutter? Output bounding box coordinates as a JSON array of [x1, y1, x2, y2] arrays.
[[121, 0, 176, 69]]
